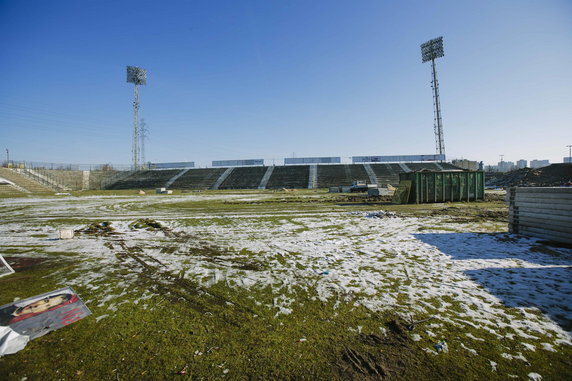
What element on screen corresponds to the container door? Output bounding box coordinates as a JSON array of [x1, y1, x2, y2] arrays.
[[468, 173, 475, 200], [452, 173, 460, 201]]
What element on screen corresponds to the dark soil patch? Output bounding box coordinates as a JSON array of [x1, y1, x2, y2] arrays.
[[484, 193, 505, 202], [475, 209, 507, 221], [340, 195, 393, 204], [430, 207, 507, 223], [336, 319, 443, 380], [3, 256, 47, 270]]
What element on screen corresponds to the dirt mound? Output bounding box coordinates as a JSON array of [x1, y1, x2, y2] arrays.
[[77, 221, 116, 236], [486, 164, 572, 187]]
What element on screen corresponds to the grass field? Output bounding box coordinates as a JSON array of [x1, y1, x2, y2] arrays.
[[0, 189, 570, 380]]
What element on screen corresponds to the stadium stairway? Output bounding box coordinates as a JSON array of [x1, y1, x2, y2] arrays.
[[20, 168, 71, 191], [363, 164, 379, 185], [211, 168, 234, 190], [0, 183, 25, 196], [258, 166, 275, 189], [308, 165, 318, 189], [165, 168, 192, 188], [0, 168, 55, 193]]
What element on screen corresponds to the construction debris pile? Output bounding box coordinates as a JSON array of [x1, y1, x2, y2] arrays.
[[486, 164, 572, 188]]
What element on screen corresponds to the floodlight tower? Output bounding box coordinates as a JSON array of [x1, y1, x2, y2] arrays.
[[140, 118, 148, 169], [126, 66, 147, 170], [421, 37, 445, 158]]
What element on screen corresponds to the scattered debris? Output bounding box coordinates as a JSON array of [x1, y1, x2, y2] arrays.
[[130, 218, 164, 230], [78, 221, 115, 236], [365, 211, 398, 219], [0, 287, 91, 356], [59, 229, 74, 240], [434, 340, 448, 353], [528, 373, 542, 381], [0, 327, 29, 355], [406, 316, 435, 331], [0, 254, 15, 278], [155, 188, 173, 194], [486, 163, 572, 188], [368, 187, 389, 196]]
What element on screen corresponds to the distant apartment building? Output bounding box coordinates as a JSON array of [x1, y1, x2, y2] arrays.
[[516, 159, 527, 169], [451, 159, 478, 171], [530, 160, 550, 169], [498, 161, 515, 172], [564, 157, 572, 164]]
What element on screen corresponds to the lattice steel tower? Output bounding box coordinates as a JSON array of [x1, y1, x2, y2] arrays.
[[140, 118, 148, 169], [126, 66, 147, 170], [421, 37, 445, 158]]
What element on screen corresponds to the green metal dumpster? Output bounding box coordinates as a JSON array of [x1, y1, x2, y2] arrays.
[[396, 171, 485, 204]]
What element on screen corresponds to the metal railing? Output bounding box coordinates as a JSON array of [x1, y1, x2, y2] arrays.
[[17, 168, 70, 191]]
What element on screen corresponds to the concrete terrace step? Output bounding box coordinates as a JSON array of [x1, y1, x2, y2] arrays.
[[0, 168, 53, 193], [0, 183, 25, 196]]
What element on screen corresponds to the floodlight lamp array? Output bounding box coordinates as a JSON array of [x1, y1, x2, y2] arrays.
[[421, 37, 444, 63], [126, 66, 147, 85]]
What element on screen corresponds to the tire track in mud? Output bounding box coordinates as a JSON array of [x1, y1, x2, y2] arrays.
[[99, 223, 257, 326]]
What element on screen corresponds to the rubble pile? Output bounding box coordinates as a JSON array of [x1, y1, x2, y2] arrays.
[[486, 164, 572, 188]]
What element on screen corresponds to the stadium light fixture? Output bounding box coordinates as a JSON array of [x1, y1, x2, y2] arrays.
[[127, 66, 147, 85], [421, 37, 445, 158], [126, 66, 147, 170], [421, 37, 444, 63]]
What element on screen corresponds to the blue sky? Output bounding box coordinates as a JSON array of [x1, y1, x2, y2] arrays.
[[1, 0, 571, 167]]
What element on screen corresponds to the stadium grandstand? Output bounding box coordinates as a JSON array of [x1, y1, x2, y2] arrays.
[[1, 157, 464, 193]]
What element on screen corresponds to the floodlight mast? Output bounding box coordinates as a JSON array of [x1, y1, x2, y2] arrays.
[[421, 37, 445, 158], [126, 66, 147, 170], [140, 118, 148, 169]]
